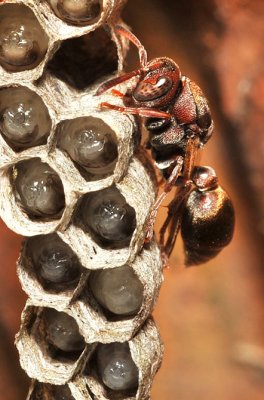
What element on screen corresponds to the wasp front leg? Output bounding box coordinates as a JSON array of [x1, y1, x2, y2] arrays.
[[160, 183, 192, 257], [100, 102, 172, 119]]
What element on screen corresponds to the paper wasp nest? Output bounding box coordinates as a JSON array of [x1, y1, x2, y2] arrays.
[[25, 318, 163, 400], [0, 1, 164, 399]]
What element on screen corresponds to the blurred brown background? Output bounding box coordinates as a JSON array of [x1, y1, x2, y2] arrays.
[[124, 0, 264, 399], [1, 0, 264, 398]]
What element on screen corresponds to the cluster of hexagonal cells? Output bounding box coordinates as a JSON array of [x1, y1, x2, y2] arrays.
[[0, 1, 164, 399]]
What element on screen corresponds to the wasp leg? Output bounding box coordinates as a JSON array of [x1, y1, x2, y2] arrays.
[[157, 177, 165, 187], [96, 69, 142, 95], [110, 89, 125, 98], [160, 137, 200, 259], [115, 25, 148, 68], [145, 156, 184, 243], [182, 135, 200, 183], [163, 184, 192, 257], [100, 102, 172, 119]]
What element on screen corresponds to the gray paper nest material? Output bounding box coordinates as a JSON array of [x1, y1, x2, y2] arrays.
[[0, 1, 164, 399]]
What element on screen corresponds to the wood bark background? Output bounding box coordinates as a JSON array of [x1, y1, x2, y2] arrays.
[[1, 0, 264, 399]]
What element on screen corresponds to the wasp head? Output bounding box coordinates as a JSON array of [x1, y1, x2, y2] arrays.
[[132, 57, 181, 108]]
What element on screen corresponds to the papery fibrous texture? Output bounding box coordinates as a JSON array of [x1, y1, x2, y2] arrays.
[[0, 1, 164, 399]]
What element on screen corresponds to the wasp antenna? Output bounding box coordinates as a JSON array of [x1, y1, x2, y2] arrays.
[[96, 69, 142, 96], [115, 25, 148, 68]]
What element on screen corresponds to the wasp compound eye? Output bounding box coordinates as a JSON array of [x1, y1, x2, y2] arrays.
[[57, 116, 118, 179], [0, 5, 49, 72], [43, 308, 85, 353], [0, 87, 51, 151], [77, 187, 136, 249], [89, 266, 143, 316], [13, 159, 65, 219], [134, 75, 173, 102], [96, 342, 139, 391], [48, 0, 102, 26]]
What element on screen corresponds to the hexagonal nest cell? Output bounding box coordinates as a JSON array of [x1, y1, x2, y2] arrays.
[[12, 158, 66, 221], [83, 318, 164, 400], [56, 116, 118, 181], [0, 3, 49, 72], [19, 233, 86, 302], [87, 341, 139, 398], [47, 0, 103, 26], [75, 185, 137, 249], [0, 85, 52, 152], [28, 379, 93, 400], [16, 305, 90, 384], [28, 381, 75, 400], [48, 27, 118, 90], [0, 0, 163, 398]]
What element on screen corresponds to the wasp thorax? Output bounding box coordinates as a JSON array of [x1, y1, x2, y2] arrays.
[[48, 0, 102, 26], [96, 342, 139, 391], [57, 116, 118, 179], [89, 266, 143, 316], [43, 308, 85, 353], [27, 234, 82, 291], [0, 86, 51, 151], [77, 187, 136, 248], [0, 4, 49, 72], [13, 159, 65, 219]]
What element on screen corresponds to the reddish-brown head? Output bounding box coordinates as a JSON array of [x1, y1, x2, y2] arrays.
[[96, 26, 181, 103], [132, 57, 181, 108]]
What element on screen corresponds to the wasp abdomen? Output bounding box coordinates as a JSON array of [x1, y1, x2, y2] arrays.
[[181, 186, 235, 266]]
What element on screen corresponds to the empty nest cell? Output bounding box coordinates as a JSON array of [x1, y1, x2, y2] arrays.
[[0, 1, 127, 84], [0, 1, 162, 399], [48, 27, 118, 90], [28, 381, 78, 400]]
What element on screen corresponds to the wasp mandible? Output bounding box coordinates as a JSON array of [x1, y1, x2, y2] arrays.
[[96, 25, 235, 266]]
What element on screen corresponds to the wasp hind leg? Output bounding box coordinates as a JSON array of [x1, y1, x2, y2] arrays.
[[144, 155, 184, 244], [159, 137, 200, 264]]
